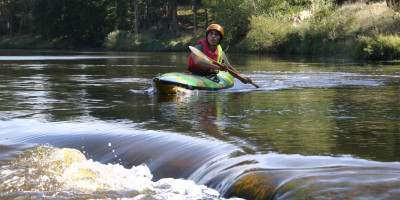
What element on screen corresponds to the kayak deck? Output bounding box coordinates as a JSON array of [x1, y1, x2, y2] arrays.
[[152, 72, 234, 94]]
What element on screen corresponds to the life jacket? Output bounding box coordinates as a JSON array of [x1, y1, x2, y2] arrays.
[[188, 38, 223, 73]]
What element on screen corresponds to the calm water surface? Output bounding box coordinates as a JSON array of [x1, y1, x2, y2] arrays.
[[1, 50, 400, 199]]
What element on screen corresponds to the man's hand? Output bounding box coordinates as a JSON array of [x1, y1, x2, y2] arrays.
[[243, 77, 252, 84], [219, 63, 229, 71]]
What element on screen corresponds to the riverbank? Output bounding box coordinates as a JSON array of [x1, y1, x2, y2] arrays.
[[0, 35, 51, 49], [0, 34, 105, 50], [1, 2, 399, 60]]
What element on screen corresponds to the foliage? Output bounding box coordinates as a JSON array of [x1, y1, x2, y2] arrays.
[[104, 29, 203, 51], [300, 2, 398, 58], [0, 34, 51, 49], [238, 1, 400, 60], [104, 30, 136, 51], [359, 34, 400, 59], [257, 0, 316, 15], [0, 0, 34, 35], [387, 0, 400, 11], [31, 0, 114, 47], [1, 0, 400, 59], [202, 0, 252, 45], [308, 4, 360, 42], [242, 15, 296, 52]]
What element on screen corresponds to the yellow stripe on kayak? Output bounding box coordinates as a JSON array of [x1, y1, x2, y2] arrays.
[[219, 73, 234, 84], [184, 74, 206, 87], [167, 74, 186, 84], [168, 74, 206, 87]]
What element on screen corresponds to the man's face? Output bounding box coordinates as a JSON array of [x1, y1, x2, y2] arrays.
[[207, 30, 221, 46]]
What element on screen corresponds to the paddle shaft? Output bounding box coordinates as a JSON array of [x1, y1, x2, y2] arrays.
[[189, 46, 260, 88], [212, 61, 260, 88]]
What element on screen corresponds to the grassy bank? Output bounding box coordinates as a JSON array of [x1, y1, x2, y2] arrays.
[[0, 35, 52, 49], [104, 2, 400, 60], [103, 30, 204, 52], [240, 2, 400, 59], [0, 34, 107, 50]]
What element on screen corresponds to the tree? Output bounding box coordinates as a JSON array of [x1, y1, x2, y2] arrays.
[[116, 0, 131, 31], [32, 0, 114, 47], [146, 0, 168, 30], [193, 0, 204, 32], [167, 0, 178, 33], [133, 0, 139, 34], [0, 0, 33, 36], [203, 0, 253, 45]]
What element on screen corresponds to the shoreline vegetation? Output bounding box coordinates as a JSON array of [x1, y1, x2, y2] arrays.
[[1, 1, 400, 60]]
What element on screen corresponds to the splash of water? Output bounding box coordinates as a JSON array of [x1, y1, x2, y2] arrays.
[[0, 144, 242, 199]]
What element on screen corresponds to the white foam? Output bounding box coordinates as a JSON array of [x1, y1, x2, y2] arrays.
[[0, 145, 242, 199]]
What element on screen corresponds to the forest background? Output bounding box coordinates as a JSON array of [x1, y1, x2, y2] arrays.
[[1, 0, 400, 60]]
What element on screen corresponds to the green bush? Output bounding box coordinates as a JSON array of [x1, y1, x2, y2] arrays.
[[104, 30, 137, 51], [359, 34, 400, 59], [242, 15, 297, 52]]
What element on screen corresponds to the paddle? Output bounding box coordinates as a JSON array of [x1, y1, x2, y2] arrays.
[[189, 46, 260, 88]]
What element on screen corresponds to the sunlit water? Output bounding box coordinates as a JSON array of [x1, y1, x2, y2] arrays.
[[1, 50, 400, 199]]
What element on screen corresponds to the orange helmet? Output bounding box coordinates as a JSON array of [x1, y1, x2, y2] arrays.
[[206, 24, 224, 40]]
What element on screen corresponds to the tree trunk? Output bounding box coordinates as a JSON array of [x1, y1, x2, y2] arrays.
[[19, 18, 22, 34], [133, 0, 139, 34], [171, 1, 178, 33], [193, 0, 198, 32], [205, 7, 208, 26], [9, 15, 13, 36], [143, 0, 148, 30], [167, 2, 173, 31]]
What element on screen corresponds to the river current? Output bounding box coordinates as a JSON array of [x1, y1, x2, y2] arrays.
[[0, 50, 400, 199]]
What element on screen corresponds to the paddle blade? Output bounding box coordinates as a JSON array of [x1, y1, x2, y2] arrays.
[[189, 46, 213, 64]]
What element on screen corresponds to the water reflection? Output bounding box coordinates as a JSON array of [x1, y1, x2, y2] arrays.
[[148, 85, 400, 162], [152, 93, 230, 136]]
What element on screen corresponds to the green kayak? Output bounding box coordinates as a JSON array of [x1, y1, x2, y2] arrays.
[[152, 71, 234, 94]]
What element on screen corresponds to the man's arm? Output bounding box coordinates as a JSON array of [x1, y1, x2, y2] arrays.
[[191, 45, 227, 71]]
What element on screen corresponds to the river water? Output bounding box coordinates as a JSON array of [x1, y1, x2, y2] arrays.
[[0, 50, 400, 199]]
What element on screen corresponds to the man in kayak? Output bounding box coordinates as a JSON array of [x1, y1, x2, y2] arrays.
[[187, 24, 251, 83]]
